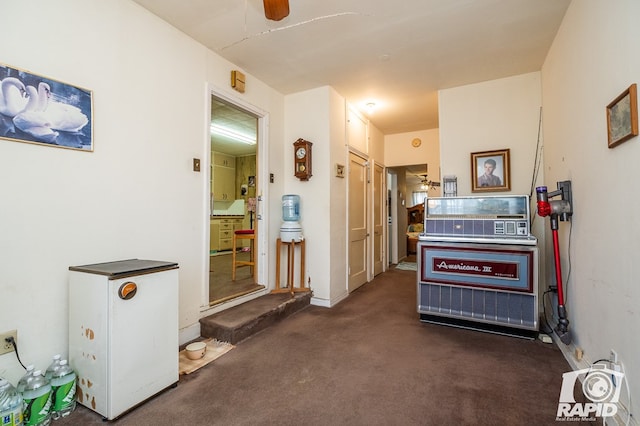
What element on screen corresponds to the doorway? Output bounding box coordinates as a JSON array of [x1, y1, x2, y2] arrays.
[[372, 162, 385, 276], [348, 151, 368, 292], [208, 95, 263, 305], [386, 164, 441, 266]]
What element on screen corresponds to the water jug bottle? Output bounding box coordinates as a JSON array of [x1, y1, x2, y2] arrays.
[[21, 371, 51, 426], [44, 356, 61, 382], [282, 195, 300, 222], [0, 378, 24, 426], [49, 361, 76, 419]]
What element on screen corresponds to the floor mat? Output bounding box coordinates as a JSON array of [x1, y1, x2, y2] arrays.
[[395, 262, 417, 271], [179, 338, 235, 375]]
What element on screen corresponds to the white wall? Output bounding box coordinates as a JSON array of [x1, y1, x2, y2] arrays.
[[385, 129, 441, 199], [438, 73, 546, 274], [284, 87, 386, 305], [542, 0, 640, 416], [328, 91, 351, 301], [439, 72, 544, 198], [284, 87, 337, 303], [385, 129, 440, 168], [0, 0, 285, 384]]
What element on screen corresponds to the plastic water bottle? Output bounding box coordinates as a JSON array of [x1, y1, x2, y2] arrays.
[[21, 370, 51, 426], [0, 378, 24, 426], [16, 366, 35, 395], [44, 356, 61, 383], [49, 361, 76, 420]]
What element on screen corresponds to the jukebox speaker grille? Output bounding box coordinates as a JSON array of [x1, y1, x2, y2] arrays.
[[418, 283, 537, 330]]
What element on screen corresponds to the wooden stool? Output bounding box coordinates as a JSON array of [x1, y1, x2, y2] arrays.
[[232, 229, 255, 281], [273, 238, 308, 295]]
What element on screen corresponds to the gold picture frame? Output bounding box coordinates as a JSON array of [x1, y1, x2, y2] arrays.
[[471, 149, 511, 193], [606, 83, 638, 148]]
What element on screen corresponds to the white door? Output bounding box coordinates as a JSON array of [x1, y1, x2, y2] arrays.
[[348, 151, 368, 291], [373, 163, 385, 276]]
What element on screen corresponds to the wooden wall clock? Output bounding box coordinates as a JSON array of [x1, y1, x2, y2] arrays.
[[293, 138, 313, 181]]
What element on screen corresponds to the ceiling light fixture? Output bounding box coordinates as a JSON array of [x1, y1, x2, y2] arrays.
[[210, 123, 256, 145], [365, 102, 377, 115]]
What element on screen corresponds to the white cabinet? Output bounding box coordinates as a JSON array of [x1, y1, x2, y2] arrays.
[[210, 217, 243, 251], [212, 152, 236, 201], [68, 259, 179, 420]]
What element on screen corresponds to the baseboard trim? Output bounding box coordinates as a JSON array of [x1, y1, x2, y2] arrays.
[[311, 291, 349, 308], [179, 323, 201, 346], [551, 333, 636, 426]]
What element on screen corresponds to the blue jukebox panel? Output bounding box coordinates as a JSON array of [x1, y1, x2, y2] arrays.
[[417, 242, 538, 331]]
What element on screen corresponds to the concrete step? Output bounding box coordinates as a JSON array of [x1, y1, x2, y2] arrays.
[[199, 291, 312, 344]]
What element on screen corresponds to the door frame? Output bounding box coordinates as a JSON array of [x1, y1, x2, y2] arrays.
[[387, 170, 399, 265], [201, 84, 270, 314]]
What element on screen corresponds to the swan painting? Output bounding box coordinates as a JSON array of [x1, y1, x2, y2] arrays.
[[1, 63, 93, 150], [12, 85, 59, 143], [0, 77, 28, 117], [37, 82, 89, 133]]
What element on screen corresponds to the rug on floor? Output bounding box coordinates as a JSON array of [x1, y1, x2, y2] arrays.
[[179, 338, 235, 375], [395, 262, 417, 271]]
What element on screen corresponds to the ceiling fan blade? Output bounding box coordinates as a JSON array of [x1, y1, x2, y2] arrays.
[[263, 0, 289, 21]]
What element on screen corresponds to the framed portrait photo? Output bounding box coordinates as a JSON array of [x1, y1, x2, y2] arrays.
[[471, 149, 511, 193], [606, 83, 638, 148]]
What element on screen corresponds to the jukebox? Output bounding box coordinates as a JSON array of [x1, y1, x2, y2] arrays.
[[417, 195, 538, 336]]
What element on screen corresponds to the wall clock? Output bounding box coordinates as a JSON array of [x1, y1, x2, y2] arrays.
[[293, 138, 313, 181]]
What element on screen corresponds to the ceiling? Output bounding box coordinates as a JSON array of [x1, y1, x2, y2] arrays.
[[132, 0, 570, 135], [403, 163, 436, 189], [211, 97, 258, 156]]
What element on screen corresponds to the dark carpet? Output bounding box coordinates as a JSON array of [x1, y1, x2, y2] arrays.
[[58, 267, 580, 425]]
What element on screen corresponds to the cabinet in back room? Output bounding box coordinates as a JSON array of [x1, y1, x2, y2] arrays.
[[210, 217, 243, 252], [212, 151, 236, 202]]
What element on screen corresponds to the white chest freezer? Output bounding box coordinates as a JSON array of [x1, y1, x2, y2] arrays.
[[68, 259, 179, 420]]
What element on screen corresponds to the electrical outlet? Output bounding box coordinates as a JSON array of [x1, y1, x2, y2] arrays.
[[0, 330, 17, 355], [610, 349, 618, 364]]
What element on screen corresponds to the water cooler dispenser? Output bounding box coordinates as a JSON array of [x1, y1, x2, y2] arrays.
[[280, 194, 303, 242], [274, 195, 309, 294]]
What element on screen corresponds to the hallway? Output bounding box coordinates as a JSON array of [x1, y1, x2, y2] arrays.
[[59, 266, 574, 425]]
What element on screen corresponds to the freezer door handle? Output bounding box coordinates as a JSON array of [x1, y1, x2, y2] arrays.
[[118, 281, 138, 300]]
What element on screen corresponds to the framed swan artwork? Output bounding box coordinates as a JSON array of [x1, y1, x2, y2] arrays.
[[0, 63, 93, 151]]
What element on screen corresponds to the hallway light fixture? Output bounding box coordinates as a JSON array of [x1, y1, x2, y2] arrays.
[[210, 123, 256, 145], [363, 100, 384, 116]]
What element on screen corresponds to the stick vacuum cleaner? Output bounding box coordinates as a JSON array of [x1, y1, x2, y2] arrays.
[[536, 181, 573, 345]]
